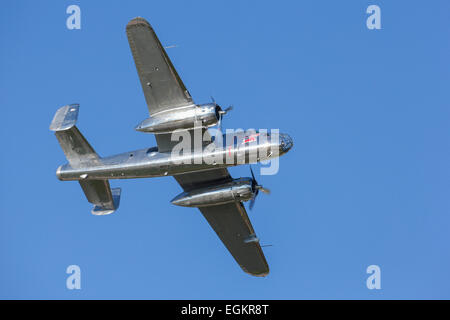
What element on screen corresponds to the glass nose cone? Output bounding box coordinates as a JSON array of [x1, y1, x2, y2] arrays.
[[279, 133, 293, 154]]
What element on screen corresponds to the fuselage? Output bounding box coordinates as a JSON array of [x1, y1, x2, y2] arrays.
[[56, 132, 293, 181]]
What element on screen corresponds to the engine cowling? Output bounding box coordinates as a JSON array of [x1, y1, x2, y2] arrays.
[[171, 178, 254, 207], [135, 104, 220, 134]]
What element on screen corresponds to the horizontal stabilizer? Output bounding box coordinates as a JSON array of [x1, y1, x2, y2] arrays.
[[80, 180, 121, 215]]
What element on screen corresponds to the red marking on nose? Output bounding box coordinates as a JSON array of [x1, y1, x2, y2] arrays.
[[243, 133, 260, 143]]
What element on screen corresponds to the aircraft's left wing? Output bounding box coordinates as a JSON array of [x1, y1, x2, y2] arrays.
[[174, 170, 270, 276], [126, 17, 198, 153], [126, 17, 193, 116]]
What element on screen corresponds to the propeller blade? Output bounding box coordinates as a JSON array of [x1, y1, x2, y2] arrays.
[[218, 112, 223, 132], [248, 166, 270, 210], [223, 105, 233, 114], [258, 186, 271, 195], [213, 100, 232, 132], [218, 105, 233, 115], [250, 165, 256, 183]]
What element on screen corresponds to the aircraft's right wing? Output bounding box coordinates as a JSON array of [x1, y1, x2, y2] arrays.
[[198, 202, 269, 277], [174, 170, 270, 277]]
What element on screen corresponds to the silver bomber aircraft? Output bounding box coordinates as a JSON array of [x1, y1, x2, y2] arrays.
[[50, 17, 293, 276]]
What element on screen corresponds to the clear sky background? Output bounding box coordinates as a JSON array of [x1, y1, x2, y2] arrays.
[[1, 0, 449, 299]]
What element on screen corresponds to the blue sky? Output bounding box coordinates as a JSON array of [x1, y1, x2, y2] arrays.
[[1, 0, 449, 299]]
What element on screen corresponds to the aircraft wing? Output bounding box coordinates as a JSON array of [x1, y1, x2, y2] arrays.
[[126, 17, 193, 116], [127, 17, 198, 153], [174, 170, 270, 276]]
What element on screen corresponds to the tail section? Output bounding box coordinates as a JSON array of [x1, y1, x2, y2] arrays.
[[50, 104, 100, 168], [51, 104, 121, 215]]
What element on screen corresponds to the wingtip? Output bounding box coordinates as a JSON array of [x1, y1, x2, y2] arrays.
[[249, 270, 270, 277], [242, 266, 270, 277], [126, 17, 151, 29]]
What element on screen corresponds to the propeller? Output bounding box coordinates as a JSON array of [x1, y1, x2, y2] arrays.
[[217, 105, 233, 131], [211, 96, 233, 132], [249, 166, 271, 210]]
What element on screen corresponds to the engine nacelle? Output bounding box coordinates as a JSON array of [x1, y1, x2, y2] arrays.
[[135, 104, 220, 134], [171, 177, 254, 207]]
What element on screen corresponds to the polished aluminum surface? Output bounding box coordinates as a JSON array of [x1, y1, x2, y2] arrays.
[[171, 178, 254, 207], [126, 17, 193, 115], [55, 130, 292, 181], [135, 103, 220, 134], [51, 104, 122, 214], [52, 16, 294, 277]]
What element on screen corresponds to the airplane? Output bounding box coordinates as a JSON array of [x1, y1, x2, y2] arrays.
[[50, 17, 293, 277]]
